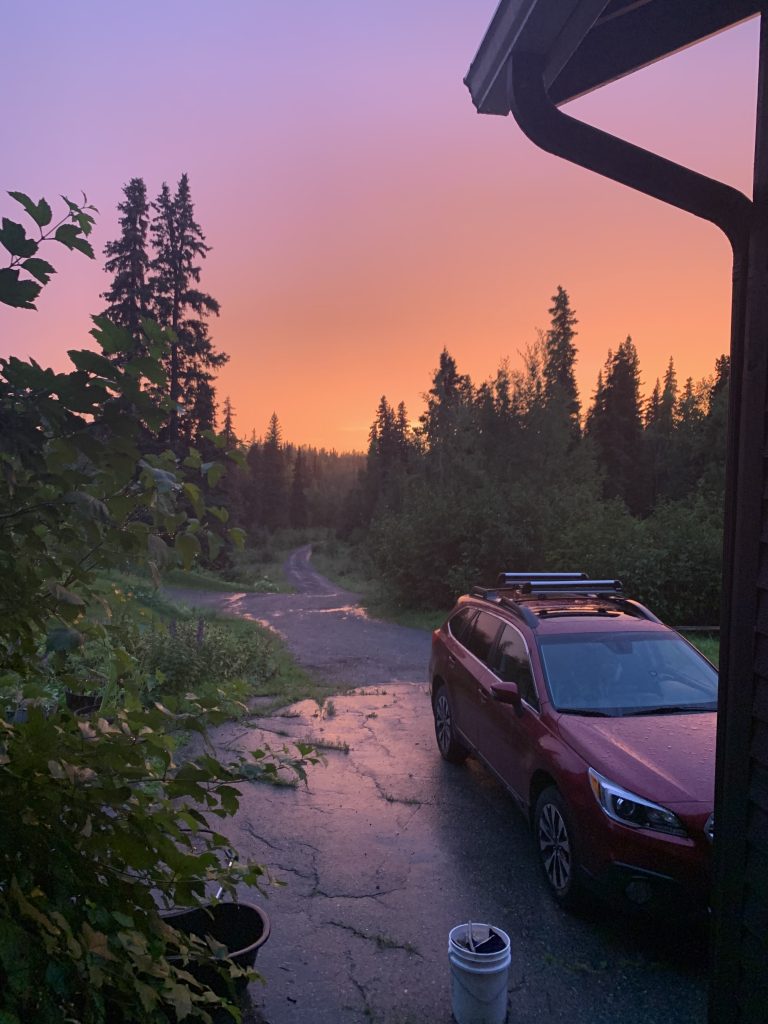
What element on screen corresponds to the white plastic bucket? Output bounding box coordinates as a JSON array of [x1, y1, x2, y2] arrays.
[[448, 923, 511, 1024]]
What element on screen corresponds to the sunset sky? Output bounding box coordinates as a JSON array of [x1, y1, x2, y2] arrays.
[[1, 3, 760, 451]]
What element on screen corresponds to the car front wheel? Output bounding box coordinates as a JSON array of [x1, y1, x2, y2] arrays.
[[433, 687, 468, 764], [534, 787, 583, 908]]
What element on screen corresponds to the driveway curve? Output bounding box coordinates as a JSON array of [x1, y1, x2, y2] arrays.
[[168, 547, 708, 1024], [166, 544, 430, 688]]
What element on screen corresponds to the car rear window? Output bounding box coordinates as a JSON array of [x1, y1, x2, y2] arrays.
[[464, 611, 502, 665], [448, 607, 477, 643]]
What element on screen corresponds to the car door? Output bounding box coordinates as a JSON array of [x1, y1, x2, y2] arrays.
[[439, 607, 479, 747], [457, 610, 505, 749], [477, 622, 548, 803]]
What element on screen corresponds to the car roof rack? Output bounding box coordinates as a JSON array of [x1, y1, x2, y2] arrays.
[[471, 573, 661, 626], [519, 579, 622, 594], [495, 571, 587, 587]]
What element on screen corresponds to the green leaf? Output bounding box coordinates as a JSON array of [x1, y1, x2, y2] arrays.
[[67, 348, 122, 380], [64, 491, 111, 523], [9, 191, 52, 227], [148, 533, 170, 567], [175, 532, 201, 569], [47, 581, 86, 607], [90, 316, 134, 356], [0, 267, 40, 309], [54, 223, 94, 258], [46, 625, 84, 652], [203, 462, 225, 488], [0, 218, 38, 257], [228, 527, 246, 550], [21, 257, 56, 284], [207, 531, 223, 562], [182, 482, 203, 517]]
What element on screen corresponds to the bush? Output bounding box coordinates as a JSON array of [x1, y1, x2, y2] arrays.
[[136, 618, 276, 696]]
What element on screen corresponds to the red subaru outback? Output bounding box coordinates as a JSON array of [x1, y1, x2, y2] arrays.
[[429, 573, 717, 913]]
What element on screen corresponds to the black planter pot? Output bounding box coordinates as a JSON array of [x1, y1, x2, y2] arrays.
[[161, 902, 271, 997], [64, 690, 102, 715]]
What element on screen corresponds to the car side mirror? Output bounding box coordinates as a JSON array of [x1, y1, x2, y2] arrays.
[[491, 681, 522, 706]]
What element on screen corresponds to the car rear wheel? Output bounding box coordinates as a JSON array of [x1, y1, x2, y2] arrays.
[[534, 787, 583, 908], [433, 687, 468, 764]]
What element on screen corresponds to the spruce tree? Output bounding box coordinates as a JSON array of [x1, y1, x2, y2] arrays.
[[150, 174, 227, 451], [221, 396, 236, 447], [587, 336, 646, 512], [290, 449, 309, 529], [261, 413, 288, 530], [101, 178, 152, 358], [543, 285, 580, 438]]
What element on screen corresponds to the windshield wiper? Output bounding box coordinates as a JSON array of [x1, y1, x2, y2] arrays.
[[622, 703, 716, 716], [558, 707, 613, 717]]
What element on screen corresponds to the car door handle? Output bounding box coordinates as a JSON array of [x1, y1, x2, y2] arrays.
[[448, 654, 456, 668], [477, 688, 488, 703]]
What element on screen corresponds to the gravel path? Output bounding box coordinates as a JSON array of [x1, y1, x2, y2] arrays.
[[166, 544, 431, 688], [167, 548, 708, 1024]]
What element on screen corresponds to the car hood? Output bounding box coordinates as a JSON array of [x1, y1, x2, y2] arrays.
[[556, 712, 715, 806]]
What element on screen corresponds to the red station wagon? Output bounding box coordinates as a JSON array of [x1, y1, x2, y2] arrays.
[[429, 573, 717, 913]]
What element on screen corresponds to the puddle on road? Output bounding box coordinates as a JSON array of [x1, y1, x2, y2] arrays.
[[311, 605, 370, 620]]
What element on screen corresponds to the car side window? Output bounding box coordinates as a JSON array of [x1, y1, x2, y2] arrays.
[[448, 608, 477, 644], [492, 624, 539, 710], [464, 611, 502, 666]]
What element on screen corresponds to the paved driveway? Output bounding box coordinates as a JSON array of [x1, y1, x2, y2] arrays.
[[170, 550, 708, 1024]]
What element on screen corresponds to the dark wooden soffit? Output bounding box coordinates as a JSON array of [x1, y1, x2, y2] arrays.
[[466, 0, 762, 115]]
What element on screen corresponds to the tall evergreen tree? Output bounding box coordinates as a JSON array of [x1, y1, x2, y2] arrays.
[[261, 413, 288, 530], [420, 349, 474, 478], [587, 336, 646, 513], [221, 396, 236, 447], [290, 449, 309, 529], [543, 285, 580, 437], [101, 178, 152, 358], [150, 174, 227, 451]]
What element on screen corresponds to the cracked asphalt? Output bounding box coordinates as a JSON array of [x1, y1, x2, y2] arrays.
[[169, 548, 709, 1024]]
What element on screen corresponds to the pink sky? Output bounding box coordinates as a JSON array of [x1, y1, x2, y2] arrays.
[[1, 3, 759, 450]]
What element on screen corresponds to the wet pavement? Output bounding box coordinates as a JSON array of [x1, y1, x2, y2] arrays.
[[170, 550, 709, 1024]]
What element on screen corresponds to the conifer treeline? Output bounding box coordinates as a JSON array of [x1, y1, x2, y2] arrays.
[[342, 287, 727, 625], [220, 408, 365, 536], [102, 175, 225, 452]]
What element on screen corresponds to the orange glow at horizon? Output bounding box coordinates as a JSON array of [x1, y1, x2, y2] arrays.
[[0, 4, 758, 451]]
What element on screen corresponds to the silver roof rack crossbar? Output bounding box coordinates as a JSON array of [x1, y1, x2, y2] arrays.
[[496, 571, 587, 587], [520, 579, 623, 594]]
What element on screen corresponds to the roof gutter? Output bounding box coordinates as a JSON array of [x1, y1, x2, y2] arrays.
[[505, 50, 752, 254]]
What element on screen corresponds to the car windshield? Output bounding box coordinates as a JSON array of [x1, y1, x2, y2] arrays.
[[537, 631, 718, 716]]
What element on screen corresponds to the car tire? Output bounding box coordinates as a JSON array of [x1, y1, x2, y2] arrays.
[[433, 686, 468, 764], [534, 787, 583, 909]]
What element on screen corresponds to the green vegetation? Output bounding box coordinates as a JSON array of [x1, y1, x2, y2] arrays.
[[335, 287, 726, 629], [0, 191, 320, 1023], [683, 633, 720, 665]]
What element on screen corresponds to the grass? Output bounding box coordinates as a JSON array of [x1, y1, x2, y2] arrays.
[[310, 542, 447, 631], [97, 569, 325, 716], [681, 632, 720, 665]]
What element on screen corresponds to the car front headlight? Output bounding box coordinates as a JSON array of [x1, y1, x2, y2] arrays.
[[588, 768, 688, 837]]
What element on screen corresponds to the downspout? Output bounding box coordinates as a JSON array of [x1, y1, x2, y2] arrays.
[[505, 50, 757, 1016]]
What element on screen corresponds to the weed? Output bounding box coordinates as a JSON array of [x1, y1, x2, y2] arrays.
[[381, 792, 421, 806], [323, 699, 337, 718], [299, 736, 350, 754]]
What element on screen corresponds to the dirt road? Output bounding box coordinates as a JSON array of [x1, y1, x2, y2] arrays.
[[167, 545, 431, 688], [169, 548, 708, 1024]]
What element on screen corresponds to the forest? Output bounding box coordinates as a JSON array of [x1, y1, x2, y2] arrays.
[[90, 176, 726, 627], [0, 176, 725, 1020]]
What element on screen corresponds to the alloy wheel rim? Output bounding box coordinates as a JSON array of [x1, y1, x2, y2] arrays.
[[539, 803, 571, 892], [435, 694, 452, 753]]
